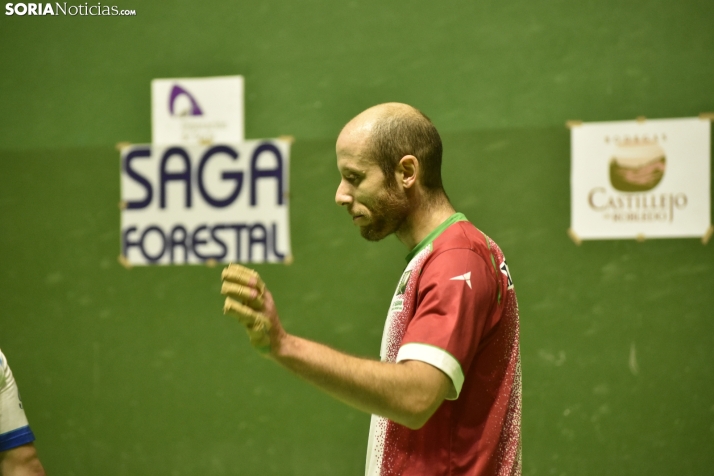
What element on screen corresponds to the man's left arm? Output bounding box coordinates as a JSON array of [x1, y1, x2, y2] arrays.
[[273, 332, 451, 430], [220, 265, 451, 429]]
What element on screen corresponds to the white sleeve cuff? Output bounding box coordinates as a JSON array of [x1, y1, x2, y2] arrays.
[[396, 343, 465, 400]]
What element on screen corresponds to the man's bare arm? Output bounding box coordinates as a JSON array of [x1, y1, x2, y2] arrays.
[[0, 443, 46, 476], [275, 333, 450, 429], [221, 264, 451, 429]]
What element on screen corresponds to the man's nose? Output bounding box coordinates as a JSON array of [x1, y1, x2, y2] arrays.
[[335, 181, 353, 207]]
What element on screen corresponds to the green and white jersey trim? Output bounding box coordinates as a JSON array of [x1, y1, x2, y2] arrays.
[[397, 343, 465, 400], [404, 212, 468, 263]]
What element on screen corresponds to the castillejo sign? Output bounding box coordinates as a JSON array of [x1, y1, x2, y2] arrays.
[[570, 117, 711, 241]]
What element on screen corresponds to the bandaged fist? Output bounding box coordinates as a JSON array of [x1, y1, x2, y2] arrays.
[[221, 264, 273, 350]]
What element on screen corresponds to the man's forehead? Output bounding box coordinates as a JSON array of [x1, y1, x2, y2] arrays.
[[336, 121, 371, 153], [335, 106, 400, 176], [336, 125, 375, 169], [336, 153, 376, 174]]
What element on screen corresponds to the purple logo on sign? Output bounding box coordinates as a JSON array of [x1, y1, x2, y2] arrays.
[[168, 84, 203, 116]]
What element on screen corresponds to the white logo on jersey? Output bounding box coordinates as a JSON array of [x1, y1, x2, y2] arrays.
[[450, 271, 472, 289], [500, 260, 514, 290]]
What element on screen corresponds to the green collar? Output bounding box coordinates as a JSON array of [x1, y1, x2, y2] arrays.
[[405, 212, 468, 262]]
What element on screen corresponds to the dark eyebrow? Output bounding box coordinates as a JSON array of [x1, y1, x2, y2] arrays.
[[341, 166, 365, 176]]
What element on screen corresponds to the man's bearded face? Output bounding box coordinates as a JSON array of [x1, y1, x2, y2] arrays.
[[356, 180, 410, 242], [335, 131, 411, 241]]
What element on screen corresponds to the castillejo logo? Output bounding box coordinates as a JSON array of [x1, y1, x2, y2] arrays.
[[587, 132, 687, 224], [609, 137, 666, 192]]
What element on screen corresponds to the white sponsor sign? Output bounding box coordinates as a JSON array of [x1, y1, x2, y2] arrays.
[[151, 76, 244, 146], [571, 117, 711, 240], [120, 140, 290, 265]]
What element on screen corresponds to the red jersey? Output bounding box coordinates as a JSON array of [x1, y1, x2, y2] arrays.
[[365, 213, 521, 476]]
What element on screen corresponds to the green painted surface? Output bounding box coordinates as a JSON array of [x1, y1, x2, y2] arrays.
[[1, 1, 712, 474]]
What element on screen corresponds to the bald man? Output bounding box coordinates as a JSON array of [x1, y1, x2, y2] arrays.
[[222, 103, 521, 476]]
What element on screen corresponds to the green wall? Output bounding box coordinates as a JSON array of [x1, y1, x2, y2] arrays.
[[1, 1, 712, 474]]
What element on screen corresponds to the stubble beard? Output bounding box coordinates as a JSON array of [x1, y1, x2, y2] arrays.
[[359, 186, 410, 242]]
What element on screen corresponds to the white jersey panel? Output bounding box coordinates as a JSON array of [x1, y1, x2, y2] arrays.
[[365, 245, 432, 476]]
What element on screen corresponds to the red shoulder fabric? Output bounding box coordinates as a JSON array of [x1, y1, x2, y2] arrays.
[[401, 246, 499, 387]]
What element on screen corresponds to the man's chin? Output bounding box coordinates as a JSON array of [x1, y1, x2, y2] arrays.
[[359, 225, 391, 242]]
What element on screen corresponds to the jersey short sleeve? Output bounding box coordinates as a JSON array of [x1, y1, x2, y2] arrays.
[[396, 248, 498, 399], [0, 350, 36, 452]]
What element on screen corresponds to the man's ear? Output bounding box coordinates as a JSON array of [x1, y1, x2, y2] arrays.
[[397, 155, 418, 189]]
